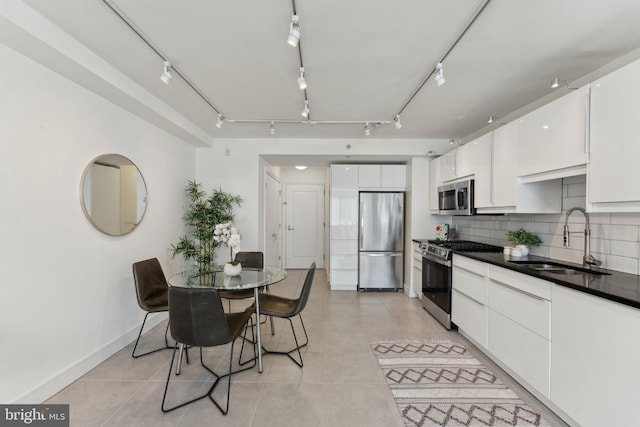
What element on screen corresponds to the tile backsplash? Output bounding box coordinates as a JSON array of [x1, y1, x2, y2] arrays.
[[453, 175, 640, 275]]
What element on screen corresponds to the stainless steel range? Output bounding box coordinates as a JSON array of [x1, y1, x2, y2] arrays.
[[420, 240, 503, 329]]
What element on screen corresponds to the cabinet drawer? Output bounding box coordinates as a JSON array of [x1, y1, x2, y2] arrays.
[[488, 280, 550, 339], [330, 269, 357, 285], [453, 266, 487, 304], [331, 239, 358, 255], [488, 309, 550, 397], [453, 255, 489, 276], [452, 289, 487, 347], [488, 264, 552, 301], [330, 254, 357, 269]]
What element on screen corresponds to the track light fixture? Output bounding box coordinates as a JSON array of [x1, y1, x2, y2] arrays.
[[269, 121, 276, 135], [449, 139, 460, 145], [160, 61, 173, 84], [301, 100, 310, 118], [394, 114, 402, 130], [427, 150, 438, 157], [216, 114, 224, 128], [487, 115, 495, 124], [288, 15, 300, 47], [364, 122, 371, 136], [297, 67, 307, 90], [434, 62, 445, 87]]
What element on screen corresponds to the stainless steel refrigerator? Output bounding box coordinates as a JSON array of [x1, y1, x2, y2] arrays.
[[358, 192, 404, 290]]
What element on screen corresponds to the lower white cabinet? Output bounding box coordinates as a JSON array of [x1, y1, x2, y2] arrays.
[[411, 241, 422, 297], [452, 256, 489, 347], [487, 271, 551, 398], [551, 285, 640, 427]]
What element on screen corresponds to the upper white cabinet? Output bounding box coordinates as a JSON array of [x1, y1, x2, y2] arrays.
[[517, 85, 589, 182], [475, 123, 562, 214], [588, 58, 640, 212], [331, 164, 359, 189], [358, 164, 406, 189], [429, 157, 442, 213], [465, 133, 492, 209], [441, 150, 457, 182]]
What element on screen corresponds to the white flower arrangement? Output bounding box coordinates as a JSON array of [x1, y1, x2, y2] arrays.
[[213, 222, 241, 263]]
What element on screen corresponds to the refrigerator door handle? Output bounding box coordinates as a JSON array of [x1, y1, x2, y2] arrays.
[[360, 252, 402, 256]]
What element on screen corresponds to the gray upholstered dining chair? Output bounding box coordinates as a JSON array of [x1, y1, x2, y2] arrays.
[[248, 262, 315, 367], [161, 287, 256, 415], [131, 258, 172, 358]]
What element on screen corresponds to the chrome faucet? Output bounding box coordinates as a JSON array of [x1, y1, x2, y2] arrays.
[[563, 207, 602, 268]]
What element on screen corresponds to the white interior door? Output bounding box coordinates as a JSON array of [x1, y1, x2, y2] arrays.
[[264, 172, 282, 268], [285, 184, 325, 269]]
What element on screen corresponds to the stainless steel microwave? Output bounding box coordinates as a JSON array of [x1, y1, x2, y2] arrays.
[[437, 180, 474, 215]]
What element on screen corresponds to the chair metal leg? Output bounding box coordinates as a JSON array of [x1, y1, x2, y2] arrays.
[[260, 314, 309, 367], [132, 312, 171, 358]]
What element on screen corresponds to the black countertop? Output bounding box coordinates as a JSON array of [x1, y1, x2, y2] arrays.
[[456, 252, 640, 310]]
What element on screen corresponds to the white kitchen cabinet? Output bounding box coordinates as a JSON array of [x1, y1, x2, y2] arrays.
[[487, 265, 552, 398], [452, 255, 489, 347], [473, 123, 562, 214], [429, 157, 442, 213], [411, 241, 422, 298], [329, 165, 359, 290], [441, 150, 457, 182], [358, 164, 406, 189], [465, 133, 492, 209], [588, 58, 640, 212], [516, 85, 589, 182], [551, 285, 640, 427]]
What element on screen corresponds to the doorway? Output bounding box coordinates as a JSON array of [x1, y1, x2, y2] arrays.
[[264, 171, 282, 268], [284, 184, 325, 269]]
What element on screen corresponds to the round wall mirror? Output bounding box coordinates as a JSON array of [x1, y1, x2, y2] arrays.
[[80, 154, 148, 236]]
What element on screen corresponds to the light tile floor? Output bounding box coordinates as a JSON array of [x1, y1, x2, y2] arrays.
[[46, 269, 568, 426]]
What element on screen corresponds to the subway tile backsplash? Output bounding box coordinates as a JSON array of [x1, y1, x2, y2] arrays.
[[453, 176, 640, 275]]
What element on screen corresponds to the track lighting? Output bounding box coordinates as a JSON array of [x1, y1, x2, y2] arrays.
[[297, 67, 307, 90], [301, 100, 310, 118], [427, 150, 438, 157], [394, 114, 402, 130], [288, 15, 300, 47], [449, 139, 460, 145], [160, 61, 173, 84], [364, 122, 371, 136], [216, 114, 224, 128], [487, 115, 495, 124], [434, 62, 445, 87], [269, 122, 276, 135]]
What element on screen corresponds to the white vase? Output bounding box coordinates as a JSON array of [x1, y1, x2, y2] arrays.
[[516, 244, 529, 256], [224, 262, 242, 276]]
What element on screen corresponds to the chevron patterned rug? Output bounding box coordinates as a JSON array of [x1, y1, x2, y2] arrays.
[[371, 340, 550, 427]]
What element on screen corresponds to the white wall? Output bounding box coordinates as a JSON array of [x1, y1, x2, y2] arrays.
[[0, 44, 195, 403]]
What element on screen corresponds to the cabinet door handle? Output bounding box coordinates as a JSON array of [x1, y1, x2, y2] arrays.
[[490, 279, 545, 301], [287, 225, 294, 231], [454, 289, 484, 306]]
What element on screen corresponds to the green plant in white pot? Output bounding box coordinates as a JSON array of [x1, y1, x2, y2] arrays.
[[506, 228, 542, 255], [171, 180, 242, 273]]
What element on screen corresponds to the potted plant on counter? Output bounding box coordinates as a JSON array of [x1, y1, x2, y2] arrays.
[[506, 228, 542, 256]]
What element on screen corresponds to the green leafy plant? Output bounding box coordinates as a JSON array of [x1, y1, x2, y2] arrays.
[[506, 228, 542, 248], [171, 180, 242, 272]]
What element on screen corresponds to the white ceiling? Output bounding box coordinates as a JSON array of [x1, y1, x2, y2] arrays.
[[15, 0, 640, 144]]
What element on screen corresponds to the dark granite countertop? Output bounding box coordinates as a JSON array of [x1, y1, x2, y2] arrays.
[[455, 251, 640, 310]]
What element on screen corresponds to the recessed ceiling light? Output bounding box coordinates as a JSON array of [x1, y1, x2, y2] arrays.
[[295, 165, 307, 170]]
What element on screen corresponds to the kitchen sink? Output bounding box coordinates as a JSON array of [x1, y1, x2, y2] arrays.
[[508, 260, 611, 276]]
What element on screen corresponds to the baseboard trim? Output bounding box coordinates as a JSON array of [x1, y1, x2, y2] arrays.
[[14, 312, 168, 404]]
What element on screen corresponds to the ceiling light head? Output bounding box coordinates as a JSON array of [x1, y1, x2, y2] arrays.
[[301, 100, 310, 118], [269, 121, 276, 135], [160, 61, 173, 84], [287, 15, 300, 47], [435, 62, 445, 87], [297, 67, 307, 90], [216, 114, 224, 128], [551, 77, 561, 88], [394, 114, 402, 130], [487, 115, 495, 124], [364, 122, 371, 136], [427, 150, 438, 157]]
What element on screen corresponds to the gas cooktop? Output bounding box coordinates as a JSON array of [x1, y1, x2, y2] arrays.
[[427, 240, 504, 252]]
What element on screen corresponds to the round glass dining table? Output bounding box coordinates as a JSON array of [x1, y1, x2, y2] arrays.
[[167, 265, 287, 372]]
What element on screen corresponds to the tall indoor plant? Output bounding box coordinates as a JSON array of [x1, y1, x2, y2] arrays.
[[171, 180, 242, 272]]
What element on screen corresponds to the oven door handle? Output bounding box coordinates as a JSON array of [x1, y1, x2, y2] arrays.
[[422, 253, 451, 267]]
